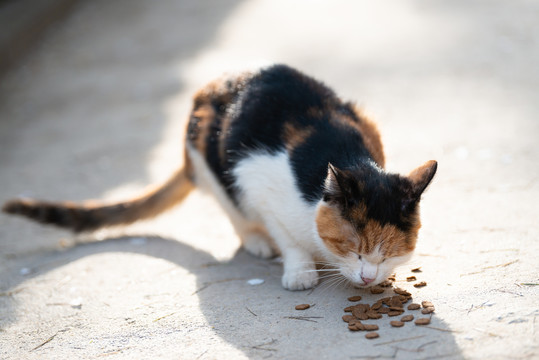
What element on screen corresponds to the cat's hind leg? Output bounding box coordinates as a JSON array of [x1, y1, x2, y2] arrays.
[[186, 145, 278, 259], [237, 224, 278, 259]]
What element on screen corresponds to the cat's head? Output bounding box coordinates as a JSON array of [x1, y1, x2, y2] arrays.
[[315, 160, 437, 287]]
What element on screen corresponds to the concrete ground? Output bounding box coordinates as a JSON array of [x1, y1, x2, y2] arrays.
[[1, 1, 538, 359]]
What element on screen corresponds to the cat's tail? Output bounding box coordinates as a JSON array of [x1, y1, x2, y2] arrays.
[[2, 164, 195, 233]]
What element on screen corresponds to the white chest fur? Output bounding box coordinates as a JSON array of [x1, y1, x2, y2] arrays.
[[233, 151, 317, 249]]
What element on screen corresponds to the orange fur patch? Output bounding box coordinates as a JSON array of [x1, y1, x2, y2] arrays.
[[188, 72, 252, 162], [317, 203, 420, 259], [340, 107, 385, 168], [282, 123, 314, 152], [190, 104, 216, 155], [360, 220, 420, 257], [316, 204, 357, 257]]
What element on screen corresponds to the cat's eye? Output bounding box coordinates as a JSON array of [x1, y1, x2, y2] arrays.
[[381, 258, 386, 263], [358, 255, 362, 260]]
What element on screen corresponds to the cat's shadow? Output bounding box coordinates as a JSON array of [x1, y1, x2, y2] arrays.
[[2, 235, 463, 358]]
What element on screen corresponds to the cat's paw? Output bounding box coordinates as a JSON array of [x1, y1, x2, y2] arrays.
[[242, 233, 276, 259], [281, 268, 319, 291]]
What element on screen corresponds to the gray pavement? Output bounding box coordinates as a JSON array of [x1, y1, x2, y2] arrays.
[[1, 1, 538, 359]]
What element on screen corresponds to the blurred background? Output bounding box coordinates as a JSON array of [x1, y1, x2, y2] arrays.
[[0, 1, 537, 358], [1, 0, 537, 251]]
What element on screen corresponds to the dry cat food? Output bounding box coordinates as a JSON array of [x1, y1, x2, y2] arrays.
[[295, 304, 310, 310], [341, 268, 436, 338], [393, 287, 412, 297], [365, 332, 379, 339], [378, 280, 393, 287], [363, 324, 379, 331], [415, 318, 431, 326], [348, 322, 363, 331], [401, 315, 414, 322]]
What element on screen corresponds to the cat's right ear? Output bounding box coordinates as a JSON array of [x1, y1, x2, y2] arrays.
[[323, 163, 346, 202]]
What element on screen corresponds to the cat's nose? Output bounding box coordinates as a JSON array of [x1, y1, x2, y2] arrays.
[[361, 276, 375, 284]]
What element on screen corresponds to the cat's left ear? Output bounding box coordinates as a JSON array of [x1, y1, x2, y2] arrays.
[[407, 160, 438, 200]]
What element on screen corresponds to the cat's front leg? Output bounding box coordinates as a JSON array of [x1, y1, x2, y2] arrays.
[[281, 247, 319, 290]]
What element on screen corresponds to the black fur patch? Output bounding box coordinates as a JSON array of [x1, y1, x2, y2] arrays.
[[194, 64, 418, 231], [204, 65, 374, 203]]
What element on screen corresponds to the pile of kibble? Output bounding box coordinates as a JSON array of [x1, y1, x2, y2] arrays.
[[295, 267, 435, 340], [344, 268, 434, 339]]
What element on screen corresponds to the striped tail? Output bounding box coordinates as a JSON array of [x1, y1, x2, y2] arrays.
[[2, 166, 194, 233]]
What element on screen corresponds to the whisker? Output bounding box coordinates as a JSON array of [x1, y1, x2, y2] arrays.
[[314, 274, 346, 299], [316, 273, 342, 281]]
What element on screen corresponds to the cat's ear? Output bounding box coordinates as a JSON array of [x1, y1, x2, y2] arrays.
[[324, 163, 349, 202], [324, 163, 343, 198], [400, 160, 437, 212], [406, 160, 438, 200]]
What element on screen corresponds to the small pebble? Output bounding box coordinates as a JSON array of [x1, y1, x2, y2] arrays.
[[365, 332, 379, 339], [247, 278, 265, 286], [390, 321, 404, 327], [347, 295, 362, 302], [407, 303, 421, 310], [295, 304, 310, 310]]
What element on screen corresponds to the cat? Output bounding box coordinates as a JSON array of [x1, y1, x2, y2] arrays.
[[3, 64, 437, 291]]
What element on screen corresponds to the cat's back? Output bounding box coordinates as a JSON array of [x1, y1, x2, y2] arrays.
[[187, 64, 385, 201]]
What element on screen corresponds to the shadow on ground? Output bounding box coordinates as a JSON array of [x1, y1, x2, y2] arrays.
[[1, 235, 462, 359]]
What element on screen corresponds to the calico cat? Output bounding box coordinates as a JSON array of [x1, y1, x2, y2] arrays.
[[3, 64, 437, 291]]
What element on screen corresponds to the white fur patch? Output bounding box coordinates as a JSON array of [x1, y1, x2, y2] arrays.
[[186, 144, 270, 256], [186, 144, 248, 229], [233, 151, 315, 246], [233, 151, 320, 290]]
